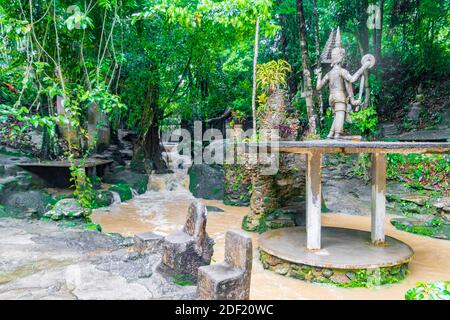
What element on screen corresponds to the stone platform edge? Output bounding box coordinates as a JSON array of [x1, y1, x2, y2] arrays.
[[259, 250, 410, 288]]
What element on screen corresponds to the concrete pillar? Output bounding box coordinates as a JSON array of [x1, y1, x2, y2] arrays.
[[306, 151, 322, 250], [371, 153, 386, 245]]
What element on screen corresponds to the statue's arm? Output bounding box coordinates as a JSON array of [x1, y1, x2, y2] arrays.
[[342, 64, 368, 83], [316, 72, 329, 91]]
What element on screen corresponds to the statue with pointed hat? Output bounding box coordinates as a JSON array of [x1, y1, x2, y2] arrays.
[[316, 27, 376, 139]]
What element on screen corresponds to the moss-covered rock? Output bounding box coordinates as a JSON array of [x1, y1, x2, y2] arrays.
[[188, 164, 224, 200], [242, 209, 297, 233], [0, 204, 20, 218], [43, 198, 91, 221], [51, 216, 102, 232], [391, 217, 450, 240], [0, 190, 55, 218], [109, 183, 133, 202], [104, 169, 148, 194], [91, 190, 115, 208]]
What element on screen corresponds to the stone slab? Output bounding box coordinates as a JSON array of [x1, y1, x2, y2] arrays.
[[259, 227, 414, 269], [0, 218, 196, 300], [164, 231, 193, 244], [134, 232, 164, 254], [18, 159, 113, 168], [198, 264, 244, 283], [17, 159, 113, 188], [245, 140, 450, 154]]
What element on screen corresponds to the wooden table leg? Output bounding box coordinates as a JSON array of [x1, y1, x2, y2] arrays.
[[306, 152, 322, 250], [371, 153, 386, 245]]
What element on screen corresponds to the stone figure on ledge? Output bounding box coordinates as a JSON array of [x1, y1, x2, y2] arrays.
[[316, 28, 376, 139]]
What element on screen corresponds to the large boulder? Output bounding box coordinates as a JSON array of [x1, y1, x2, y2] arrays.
[[188, 164, 224, 200], [43, 198, 91, 221], [0, 190, 55, 217], [0, 150, 46, 193], [104, 169, 148, 194], [0, 172, 46, 194]]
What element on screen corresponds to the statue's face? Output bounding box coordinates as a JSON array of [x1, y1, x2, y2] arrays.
[[331, 47, 345, 65]]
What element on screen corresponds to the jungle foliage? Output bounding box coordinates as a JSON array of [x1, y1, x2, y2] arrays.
[[1, 0, 449, 158]]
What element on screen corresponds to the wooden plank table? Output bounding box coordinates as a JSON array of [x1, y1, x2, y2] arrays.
[[250, 140, 450, 251]]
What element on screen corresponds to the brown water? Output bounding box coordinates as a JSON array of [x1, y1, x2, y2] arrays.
[[92, 186, 450, 300]]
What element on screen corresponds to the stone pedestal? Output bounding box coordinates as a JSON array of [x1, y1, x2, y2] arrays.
[[161, 202, 214, 279], [197, 230, 252, 300], [259, 227, 413, 287], [245, 171, 278, 230], [134, 232, 164, 254]]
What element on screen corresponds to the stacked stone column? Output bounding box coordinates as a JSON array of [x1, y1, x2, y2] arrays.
[[243, 90, 305, 231]]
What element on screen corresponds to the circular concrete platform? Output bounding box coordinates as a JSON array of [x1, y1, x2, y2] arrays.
[[259, 227, 414, 269]]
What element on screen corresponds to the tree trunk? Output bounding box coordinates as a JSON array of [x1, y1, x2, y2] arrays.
[[356, 0, 371, 108], [312, 0, 323, 124], [276, 0, 288, 60], [144, 123, 168, 173], [296, 0, 316, 135], [374, 0, 384, 111], [133, 64, 168, 174], [375, 0, 384, 62], [357, 0, 370, 54], [251, 16, 260, 139]]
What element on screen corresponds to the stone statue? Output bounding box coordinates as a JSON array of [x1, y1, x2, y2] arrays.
[[316, 28, 376, 139]]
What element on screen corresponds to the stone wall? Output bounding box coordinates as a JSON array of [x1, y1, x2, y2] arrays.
[[223, 163, 251, 206]]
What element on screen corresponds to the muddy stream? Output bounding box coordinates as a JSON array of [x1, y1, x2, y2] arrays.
[[91, 174, 450, 300]]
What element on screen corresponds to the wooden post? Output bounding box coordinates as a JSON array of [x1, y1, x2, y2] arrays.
[[371, 153, 386, 244], [306, 152, 322, 250]]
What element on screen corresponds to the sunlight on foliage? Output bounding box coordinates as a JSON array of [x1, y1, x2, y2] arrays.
[[256, 60, 292, 92], [405, 281, 450, 300]]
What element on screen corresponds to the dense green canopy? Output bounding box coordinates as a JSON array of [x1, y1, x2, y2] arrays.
[[1, 0, 449, 159]]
